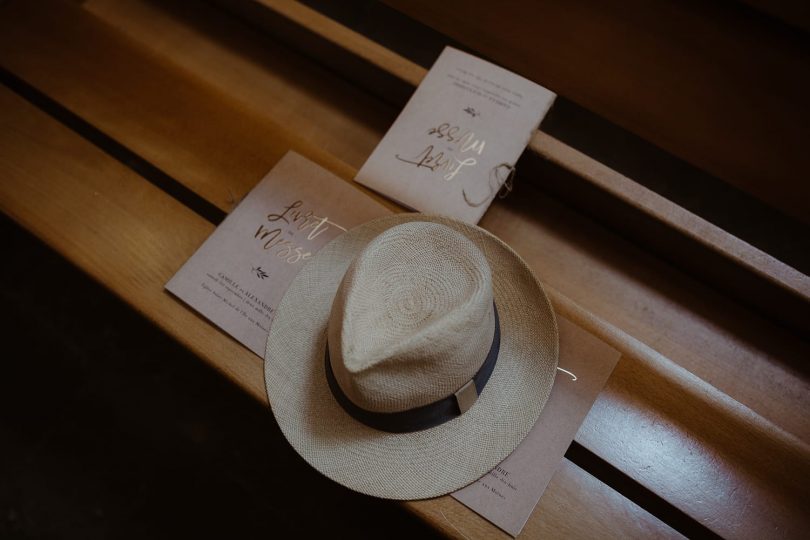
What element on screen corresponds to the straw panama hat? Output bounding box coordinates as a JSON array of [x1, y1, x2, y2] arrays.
[[264, 214, 558, 500]]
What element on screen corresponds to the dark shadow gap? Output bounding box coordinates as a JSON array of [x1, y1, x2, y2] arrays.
[[565, 441, 722, 540], [0, 67, 226, 226]]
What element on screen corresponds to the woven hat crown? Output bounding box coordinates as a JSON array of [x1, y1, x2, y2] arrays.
[[326, 221, 496, 414]]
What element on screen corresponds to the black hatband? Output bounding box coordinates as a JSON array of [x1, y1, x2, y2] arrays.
[[324, 305, 500, 433]]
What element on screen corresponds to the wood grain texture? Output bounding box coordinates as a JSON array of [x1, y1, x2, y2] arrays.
[[0, 86, 266, 404], [247, 0, 425, 87], [0, 83, 679, 540], [408, 460, 684, 539], [65, 0, 810, 444], [2, 2, 808, 538], [0, 0, 372, 214], [384, 0, 810, 225], [556, 294, 810, 538], [482, 203, 810, 538], [528, 134, 810, 298], [84, 0, 396, 170]]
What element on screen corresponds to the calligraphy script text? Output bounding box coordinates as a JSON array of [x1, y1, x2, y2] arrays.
[[395, 122, 486, 181]]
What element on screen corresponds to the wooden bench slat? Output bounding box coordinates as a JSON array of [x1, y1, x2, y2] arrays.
[[524, 132, 810, 336], [408, 460, 685, 539], [0, 0, 370, 214], [2, 2, 807, 538], [85, 0, 398, 171], [0, 82, 680, 540], [0, 86, 267, 403]]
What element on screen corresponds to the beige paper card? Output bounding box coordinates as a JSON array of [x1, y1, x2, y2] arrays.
[[452, 317, 620, 536], [356, 46, 555, 224], [166, 152, 391, 356]]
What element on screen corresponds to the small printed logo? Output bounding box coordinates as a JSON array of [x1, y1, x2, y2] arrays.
[[463, 106, 480, 118], [251, 266, 269, 280]]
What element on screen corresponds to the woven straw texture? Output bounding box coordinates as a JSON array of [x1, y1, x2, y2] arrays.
[[327, 222, 496, 413], [265, 214, 558, 500]]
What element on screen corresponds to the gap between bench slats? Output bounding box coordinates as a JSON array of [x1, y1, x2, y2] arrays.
[[0, 83, 681, 540]]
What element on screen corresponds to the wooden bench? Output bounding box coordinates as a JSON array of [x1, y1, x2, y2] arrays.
[[1, 0, 807, 538]]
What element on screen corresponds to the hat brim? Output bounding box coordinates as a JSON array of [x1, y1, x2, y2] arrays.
[[264, 214, 558, 499]]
